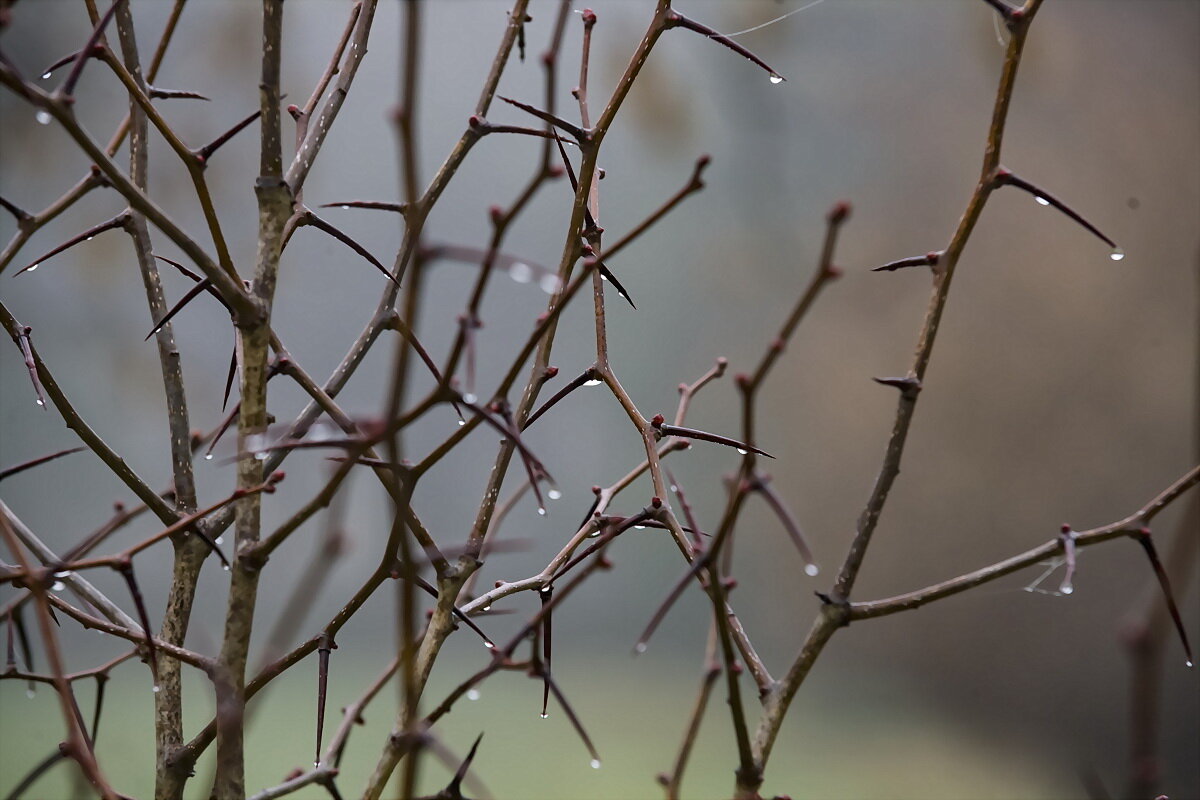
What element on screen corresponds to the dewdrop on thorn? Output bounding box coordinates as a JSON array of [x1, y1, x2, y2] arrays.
[[548, 489, 562, 500], [805, 564, 820, 577], [26, 263, 39, 272], [539, 712, 548, 720], [509, 262, 533, 284], [467, 689, 481, 700], [152, 684, 161, 693], [1034, 196, 1050, 206], [583, 378, 602, 387], [768, 74, 784, 85], [205, 453, 214, 460], [1110, 248, 1125, 261], [35, 110, 52, 125], [537, 507, 547, 516], [41, 72, 52, 80], [736, 448, 748, 455], [539, 274, 560, 294], [590, 759, 602, 769]]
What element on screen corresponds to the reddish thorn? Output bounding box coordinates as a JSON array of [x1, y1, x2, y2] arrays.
[[581, 8, 597, 24], [545, 366, 559, 379], [734, 373, 751, 388], [468, 115, 484, 129], [1060, 523, 1072, 534], [286, 104, 301, 119], [650, 414, 665, 428], [489, 205, 504, 224], [651, 496, 663, 509], [827, 200, 852, 223], [678, 383, 688, 392], [269, 470, 286, 484], [591, 485, 602, 495]]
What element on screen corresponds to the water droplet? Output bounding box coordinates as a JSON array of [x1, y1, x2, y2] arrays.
[[509, 262, 533, 284], [768, 74, 784, 85], [152, 684, 161, 693], [590, 758, 602, 769], [587, 529, 601, 538], [314, 760, 320, 769], [27, 263, 39, 272], [35, 110, 52, 125], [204, 453, 214, 460], [222, 564, 231, 572], [482, 605, 492, 612], [214, 536, 224, 545], [41, 72, 52, 80], [53, 570, 71, 579], [51, 581, 65, 592], [86, 236, 94, 241], [341, 205, 350, 210], [583, 379, 601, 387], [548, 489, 562, 500], [1060, 584, 1074, 595], [463, 393, 477, 404], [804, 564, 819, 577], [600, 273, 608, 282], [540, 712, 549, 719], [537, 507, 547, 516], [35, 398, 45, 406], [1109, 248, 1125, 261], [633, 525, 646, 530], [457, 419, 466, 426], [26, 688, 36, 699], [1034, 196, 1050, 206], [736, 448, 748, 455], [1187, 660, 1194, 668], [669, 485, 678, 493], [482, 642, 495, 650], [539, 274, 560, 294], [467, 688, 481, 700], [254, 452, 267, 461], [634, 642, 647, 654]]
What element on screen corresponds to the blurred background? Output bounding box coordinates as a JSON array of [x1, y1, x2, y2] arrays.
[[1, 1, 1197, 798]]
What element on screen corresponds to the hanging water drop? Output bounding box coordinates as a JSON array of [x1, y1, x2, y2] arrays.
[[590, 759, 602, 769], [1109, 248, 1125, 261], [467, 688, 481, 701], [587, 529, 601, 538], [457, 418, 466, 426], [222, 564, 231, 572], [537, 507, 547, 516], [805, 564, 820, 577], [27, 263, 39, 273], [768, 74, 784, 85], [214, 536, 224, 545], [633, 525, 646, 530], [35, 110, 52, 125], [26, 688, 36, 699], [35, 398, 45, 406], [634, 642, 647, 654], [1034, 196, 1050, 206], [204, 453, 214, 460], [86, 236, 94, 241], [482, 642, 495, 650], [509, 262, 533, 284], [341, 205, 350, 210], [1187, 660, 1194, 668], [51, 581, 65, 592], [540, 712, 549, 719], [41, 72, 52, 80], [539, 274, 560, 294], [152, 684, 161, 693], [482, 605, 492, 612], [736, 448, 748, 455], [548, 489, 562, 500], [463, 393, 478, 404], [1060, 584, 1074, 595], [583, 378, 601, 387]]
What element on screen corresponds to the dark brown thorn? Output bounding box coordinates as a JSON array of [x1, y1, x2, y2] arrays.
[[664, 10, 786, 83], [303, 210, 400, 288], [1132, 530, 1194, 667], [205, 402, 239, 461], [195, 108, 263, 163], [394, 564, 495, 649], [600, 155, 710, 263], [0, 447, 86, 483], [494, 401, 546, 513], [540, 585, 553, 719], [656, 423, 774, 459], [444, 732, 484, 799], [319, 200, 409, 215], [61, 0, 123, 97], [3, 748, 68, 800], [152, 253, 204, 283], [872, 376, 922, 396], [0, 194, 30, 224], [15, 326, 47, 409], [472, 118, 581, 142], [870, 252, 940, 273], [635, 557, 709, 655], [597, 261, 635, 309], [752, 474, 818, 574], [497, 95, 587, 141], [222, 344, 238, 412], [114, 559, 159, 691], [15, 213, 130, 276], [523, 367, 597, 430], [316, 633, 335, 767], [552, 511, 651, 581], [89, 673, 108, 743], [575, 493, 603, 537], [995, 169, 1120, 252], [38, 46, 105, 81], [4, 611, 16, 672], [147, 86, 209, 101], [145, 278, 213, 340], [13, 605, 34, 672]]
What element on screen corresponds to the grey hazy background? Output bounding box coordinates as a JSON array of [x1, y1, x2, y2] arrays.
[[1, 1, 1197, 798]]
